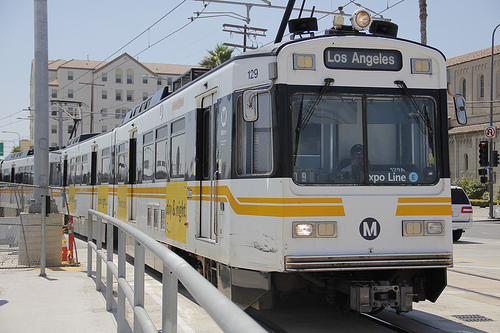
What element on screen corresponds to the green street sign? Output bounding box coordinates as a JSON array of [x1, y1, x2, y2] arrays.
[[0, 142, 3, 156]]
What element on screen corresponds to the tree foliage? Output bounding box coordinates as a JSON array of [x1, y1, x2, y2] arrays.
[[10, 146, 22, 153], [198, 44, 234, 69]]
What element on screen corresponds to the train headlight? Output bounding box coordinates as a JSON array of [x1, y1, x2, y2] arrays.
[[292, 222, 337, 238], [351, 9, 372, 31], [426, 221, 444, 235], [403, 220, 445, 236], [293, 223, 314, 237], [403, 221, 423, 236]]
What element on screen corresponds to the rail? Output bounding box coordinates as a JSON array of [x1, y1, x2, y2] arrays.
[[87, 209, 265, 333]]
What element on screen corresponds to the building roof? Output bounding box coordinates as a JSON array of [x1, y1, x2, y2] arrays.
[[48, 78, 59, 86], [446, 45, 500, 67], [449, 121, 500, 135], [46, 54, 198, 76]]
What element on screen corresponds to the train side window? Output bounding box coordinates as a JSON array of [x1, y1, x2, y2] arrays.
[[101, 148, 110, 184], [117, 143, 127, 183], [171, 118, 186, 179], [143, 131, 154, 182], [69, 158, 75, 185], [155, 125, 169, 180], [236, 93, 273, 175], [76, 156, 82, 185], [82, 154, 89, 184]]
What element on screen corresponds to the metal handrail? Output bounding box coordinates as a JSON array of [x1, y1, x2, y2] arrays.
[[87, 209, 265, 333]]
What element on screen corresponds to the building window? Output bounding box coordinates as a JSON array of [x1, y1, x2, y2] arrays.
[[115, 109, 121, 119], [157, 78, 162, 85], [102, 73, 107, 82], [116, 90, 122, 101], [68, 89, 74, 98], [68, 71, 73, 80], [51, 89, 57, 98], [464, 153, 469, 171], [68, 125, 73, 134], [127, 69, 133, 84], [461, 78, 467, 98], [480, 74, 485, 98], [102, 90, 107, 99], [143, 92, 148, 101], [143, 76, 148, 84], [101, 108, 107, 117], [51, 125, 57, 134], [116, 69, 122, 83], [102, 125, 107, 133], [127, 91, 133, 101]]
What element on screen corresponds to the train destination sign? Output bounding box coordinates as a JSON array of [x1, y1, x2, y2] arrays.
[[324, 47, 402, 71]]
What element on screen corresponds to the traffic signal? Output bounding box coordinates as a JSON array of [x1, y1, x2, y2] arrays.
[[479, 141, 489, 167], [479, 168, 488, 183], [493, 150, 499, 167]]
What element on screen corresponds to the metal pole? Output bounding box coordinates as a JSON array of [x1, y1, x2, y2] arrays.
[[489, 24, 500, 218], [34, 0, 50, 276]]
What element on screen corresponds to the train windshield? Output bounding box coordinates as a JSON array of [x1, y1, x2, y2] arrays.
[[292, 93, 437, 185]]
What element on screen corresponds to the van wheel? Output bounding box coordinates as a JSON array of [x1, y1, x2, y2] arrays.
[[453, 229, 463, 242]]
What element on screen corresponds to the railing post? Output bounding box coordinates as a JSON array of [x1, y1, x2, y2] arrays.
[[87, 211, 93, 278], [162, 264, 178, 333], [117, 229, 126, 333], [106, 221, 113, 311], [134, 240, 145, 333], [96, 216, 102, 291]]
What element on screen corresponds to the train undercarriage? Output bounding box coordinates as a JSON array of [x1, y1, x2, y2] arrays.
[[191, 253, 447, 314]]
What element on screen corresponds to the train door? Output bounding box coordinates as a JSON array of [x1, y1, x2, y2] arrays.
[[129, 130, 137, 221], [90, 146, 98, 211], [199, 92, 218, 241]]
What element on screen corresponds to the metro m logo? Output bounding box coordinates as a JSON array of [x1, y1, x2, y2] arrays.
[[359, 217, 381, 240]]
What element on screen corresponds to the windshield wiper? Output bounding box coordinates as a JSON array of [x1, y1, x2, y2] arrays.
[[294, 78, 334, 166], [296, 78, 334, 132], [394, 80, 434, 156]]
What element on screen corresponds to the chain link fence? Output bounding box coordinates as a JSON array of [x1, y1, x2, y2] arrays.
[[0, 182, 67, 268]]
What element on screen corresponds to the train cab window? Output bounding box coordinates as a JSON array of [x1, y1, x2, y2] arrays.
[[236, 93, 273, 176], [171, 118, 186, 178], [155, 125, 169, 180], [101, 148, 110, 184], [291, 94, 437, 185], [142, 131, 154, 182], [117, 143, 128, 183]]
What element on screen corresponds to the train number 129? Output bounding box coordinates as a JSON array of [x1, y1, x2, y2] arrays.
[[248, 69, 258, 79]]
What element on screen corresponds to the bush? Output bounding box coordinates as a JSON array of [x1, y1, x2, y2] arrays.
[[470, 199, 489, 207], [453, 173, 488, 200]]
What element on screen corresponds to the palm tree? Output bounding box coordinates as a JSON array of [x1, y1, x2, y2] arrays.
[[198, 44, 234, 69], [419, 0, 427, 45]]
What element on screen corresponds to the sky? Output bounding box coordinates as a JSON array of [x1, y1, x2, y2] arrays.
[[0, 0, 499, 155]]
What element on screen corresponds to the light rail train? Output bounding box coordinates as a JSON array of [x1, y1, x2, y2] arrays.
[[1, 5, 467, 314]]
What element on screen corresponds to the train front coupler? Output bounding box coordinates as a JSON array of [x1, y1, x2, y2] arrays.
[[350, 281, 414, 314]]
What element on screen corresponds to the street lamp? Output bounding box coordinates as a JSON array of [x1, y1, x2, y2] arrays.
[[2, 131, 21, 148], [489, 23, 500, 218]]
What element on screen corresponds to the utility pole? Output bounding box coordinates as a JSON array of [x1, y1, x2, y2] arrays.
[[223, 24, 267, 52], [489, 24, 500, 218], [79, 80, 104, 133], [34, 0, 49, 277]]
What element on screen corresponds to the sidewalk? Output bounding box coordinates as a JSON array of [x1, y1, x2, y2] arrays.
[[473, 205, 500, 221], [0, 237, 222, 333]]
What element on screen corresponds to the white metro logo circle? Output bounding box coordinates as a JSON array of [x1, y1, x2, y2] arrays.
[[359, 217, 381, 240]]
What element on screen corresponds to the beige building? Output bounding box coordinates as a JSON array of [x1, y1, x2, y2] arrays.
[[29, 53, 197, 147], [447, 45, 500, 191]]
